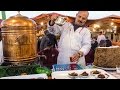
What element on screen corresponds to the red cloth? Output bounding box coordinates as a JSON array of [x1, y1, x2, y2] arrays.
[[38, 48, 59, 69]]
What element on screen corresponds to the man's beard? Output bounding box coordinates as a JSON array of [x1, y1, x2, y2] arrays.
[[77, 22, 84, 26], [76, 21, 84, 26]]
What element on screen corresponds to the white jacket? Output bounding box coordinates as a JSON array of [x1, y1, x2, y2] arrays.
[[97, 35, 106, 44], [48, 22, 91, 66]]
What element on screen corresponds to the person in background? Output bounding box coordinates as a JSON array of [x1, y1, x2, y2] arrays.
[[85, 36, 98, 65], [37, 36, 42, 52], [38, 41, 59, 69], [99, 40, 106, 47], [46, 30, 58, 48], [48, 11, 91, 67], [106, 36, 112, 47], [91, 37, 98, 50], [39, 30, 50, 51], [97, 31, 106, 45], [40, 30, 58, 51]]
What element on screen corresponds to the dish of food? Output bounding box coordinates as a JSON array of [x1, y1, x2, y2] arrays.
[[51, 69, 117, 79], [90, 70, 101, 75], [95, 74, 109, 79], [68, 72, 78, 79], [79, 71, 89, 78]]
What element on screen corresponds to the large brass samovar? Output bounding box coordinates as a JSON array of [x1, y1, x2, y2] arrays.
[[1, 12, 37, 65]]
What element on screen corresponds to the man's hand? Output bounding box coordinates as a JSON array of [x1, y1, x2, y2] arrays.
[[51, 14, 59, 22], [70, 51, 83, 63], [49, 14, 59, 26]]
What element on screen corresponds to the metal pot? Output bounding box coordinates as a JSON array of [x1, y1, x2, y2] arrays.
[[1, 12, 37, 65], [55, 16, 66, 26]]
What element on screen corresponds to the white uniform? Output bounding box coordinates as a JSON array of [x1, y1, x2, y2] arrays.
[[48, 22, 91, 67], [0, 40, 3, 65], [97, 35, 106, 44]]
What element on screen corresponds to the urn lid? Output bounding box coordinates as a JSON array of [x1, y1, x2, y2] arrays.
[[1, 11, 37, 28]]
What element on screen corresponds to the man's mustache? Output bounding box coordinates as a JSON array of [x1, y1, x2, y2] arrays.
[[78, 20, 82, 23]]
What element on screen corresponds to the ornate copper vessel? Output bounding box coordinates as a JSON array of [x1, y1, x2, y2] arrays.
[[1, 12, 37, 65], [55, 16, 66, 26]]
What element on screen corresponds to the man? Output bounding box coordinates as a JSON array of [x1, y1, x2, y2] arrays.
[[105, 36, 112, 47], [85, 37, 98, 65], [97, 31, 106, 45], [46, 30, 58, 48], [40, 30, 58, 51], [40, 30, 51, 51], [47, 11, 91, 67]]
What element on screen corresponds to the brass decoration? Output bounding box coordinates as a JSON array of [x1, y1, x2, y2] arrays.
[[1, 12, 37, 65]]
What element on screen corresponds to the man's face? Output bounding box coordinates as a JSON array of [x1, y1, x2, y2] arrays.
[[75, 11, 88, 26]]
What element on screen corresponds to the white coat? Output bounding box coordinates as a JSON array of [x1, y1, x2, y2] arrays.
[[48, 22, 91, 67], [97, 35, 106, 44]]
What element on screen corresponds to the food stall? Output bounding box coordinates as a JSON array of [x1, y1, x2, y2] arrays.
[[0, 12, 120, 79]]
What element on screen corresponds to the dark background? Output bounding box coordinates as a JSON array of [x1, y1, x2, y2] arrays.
[[1, 0, 120, 11]]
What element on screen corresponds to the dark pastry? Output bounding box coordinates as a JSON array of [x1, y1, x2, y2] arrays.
[[92, 70, 100, 74], [81, 71, 88, 76], [68, 72, 78, 76], [97, 74, 105, 79]]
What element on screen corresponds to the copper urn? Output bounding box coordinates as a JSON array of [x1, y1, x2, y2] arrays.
[[1, 12, 37, 65]]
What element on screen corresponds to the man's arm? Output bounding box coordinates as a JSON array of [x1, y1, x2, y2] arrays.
[[79, 28, 91, 56], [47, 20, 64, 37]]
